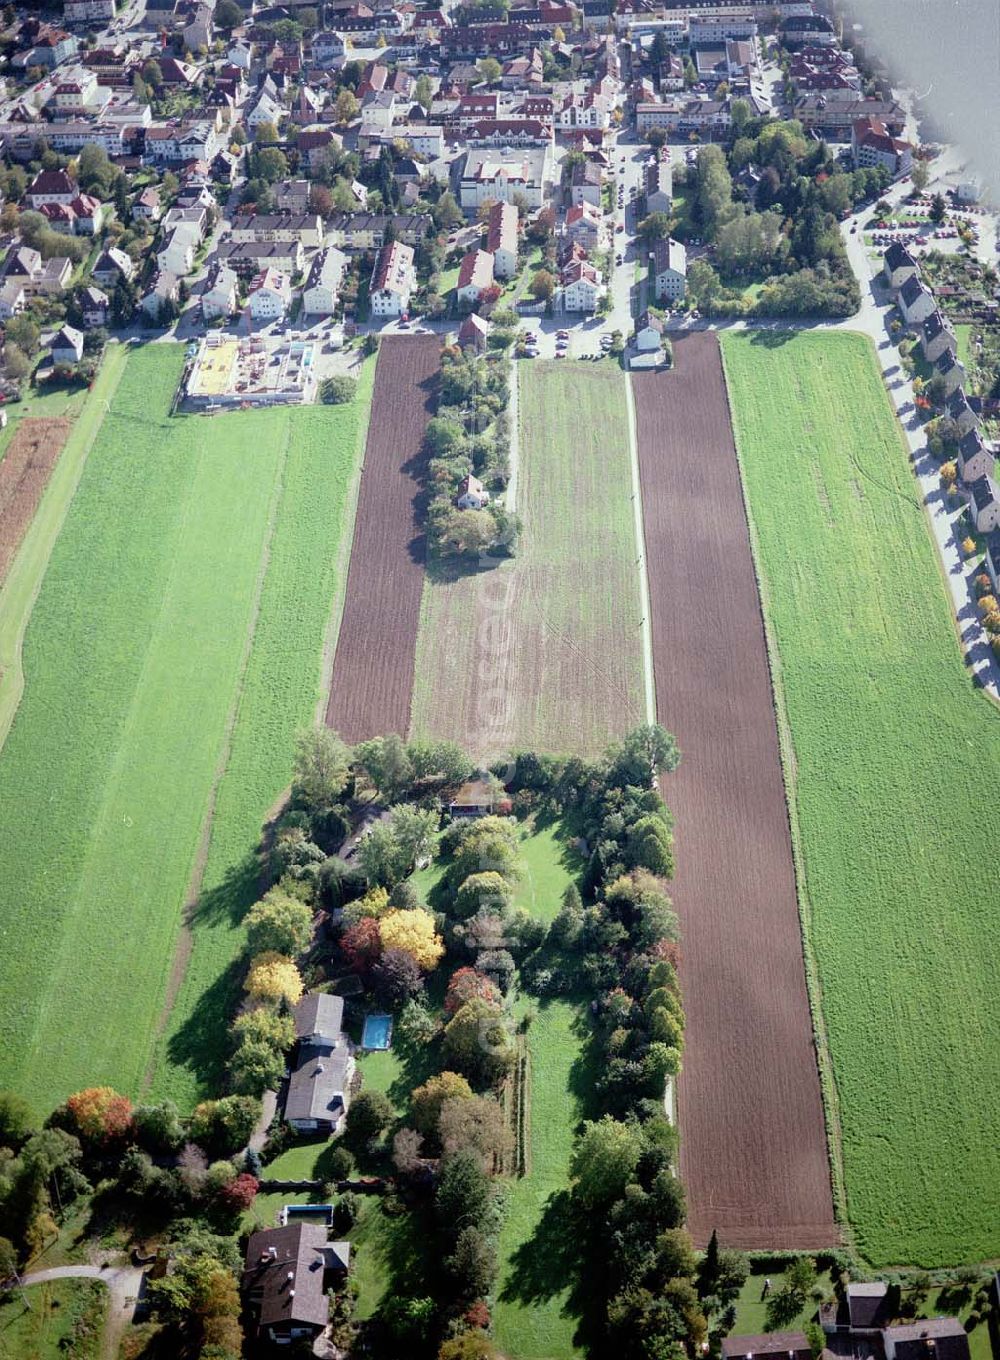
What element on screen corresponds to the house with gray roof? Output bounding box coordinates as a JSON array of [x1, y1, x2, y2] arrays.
[[921, 309, 956, 365], [957, 428, 994, 485], [284, 992, 354, 1134]]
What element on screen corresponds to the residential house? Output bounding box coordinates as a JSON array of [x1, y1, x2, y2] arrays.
[[935, 350, 965, 397], [852, 116, 913, 178], [966, 475, 1000, 533], [274, 179, 311, 213], [301, 247, 346, 316], [5, 247, 73, 296], [69, 193, 102, 235], [311, 30, 347, 65], [40, 202, 78, 234], [369, 240, 415, 316], [653, 237, 687, 303], [139, 270, 180, 320], [26, 167, 76, 208], [564, 201, 604, 250], [561, 258, 605, 312], [644, 156, 672, 214], [219, 241, 305, 276], [883, 1321, 970, 1360], [882, 241, 918, 293], [947, 388, 979, 438], [80, 284, 109, 328], [285, 993, 355, 1132], [634, 309, 664, 353], [456, 472, 491, 509], [486, 201, 518, 280], [246, 89, 284, 130], [51, 324, 84, 365], [201, 262, 238, 320], [460, 145, 552, 210], [821, 1283, 893, 1336], [921, 310, 957, 364], [228, 212, 324, 248], [248, 267, 292, 321], [456, 249, 495, 308], [722, 1335, 812, 1360], [63, 0, 116, 22], [132, 186, 162, 223], [458, 312, 490, 353], [984, 531, 1000, 594], [327, 213, 432, 250], [157, 225, 199, 277], [898, 274, 935, 327], [570, 158, 603, 208], [636, 98, 731, 135], [957, 429, 994, 485], [296, 127, 341, 173], [0, 282, 26, 319], [242, 1224, 349, 1346]]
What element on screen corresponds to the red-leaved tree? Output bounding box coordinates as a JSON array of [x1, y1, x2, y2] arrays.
[[444, 967, 500, 1016], [341, 917, 383, 973]]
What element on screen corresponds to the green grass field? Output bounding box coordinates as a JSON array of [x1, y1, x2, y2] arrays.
[[0, 344, 371, 1115], [410, 362, 645, 761], [493, 997, 591, 1360], [0, 1278, 104, 1360], [722, 330, 1000, 1267]]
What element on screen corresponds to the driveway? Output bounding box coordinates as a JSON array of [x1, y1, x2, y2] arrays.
[[18, 1263, 147, 1360]]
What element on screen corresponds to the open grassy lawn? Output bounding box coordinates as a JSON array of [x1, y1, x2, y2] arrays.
[[493, 997, 592, 1360], [0, 1278, 105, 1360], [0, 344, 371, 1115], [410, 362, 645, 760], [721, 331, 1000, 1268], [730, 1270, 818, 1337]]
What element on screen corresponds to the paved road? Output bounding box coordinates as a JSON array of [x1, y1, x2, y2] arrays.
[[17, 1263, 146, 1360]]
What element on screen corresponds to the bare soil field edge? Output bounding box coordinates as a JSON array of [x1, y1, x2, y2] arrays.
[[632, 331, 838, 1250]]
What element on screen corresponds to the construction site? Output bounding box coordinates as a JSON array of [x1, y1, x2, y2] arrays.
[[182, 334, 320, 409]]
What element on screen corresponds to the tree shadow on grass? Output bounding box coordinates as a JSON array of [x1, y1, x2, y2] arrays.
[[748, 328, 800, 348], [165, 956, 245, 1096]]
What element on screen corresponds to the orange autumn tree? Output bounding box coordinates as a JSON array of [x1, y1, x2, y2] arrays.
[[64, 1087, 133, 1144]]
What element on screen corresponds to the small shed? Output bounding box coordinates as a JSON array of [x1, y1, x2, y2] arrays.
[[449, 777, 497, 819]]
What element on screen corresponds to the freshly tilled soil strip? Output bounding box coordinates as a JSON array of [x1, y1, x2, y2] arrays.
[[325, 335, 440, 741], [632, 332, 837, 1250]]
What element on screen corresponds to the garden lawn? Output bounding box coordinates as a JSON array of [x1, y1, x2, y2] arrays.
[[0, 345, 371, 1115], [410, 362, 645, 760], [493, 998, 588, 1360], [0, 1278, 105, 1360], [721, 330, 1000, 1267]]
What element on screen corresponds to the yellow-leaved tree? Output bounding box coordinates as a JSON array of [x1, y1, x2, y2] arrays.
[[245, 951, 303, 1006], [379, 908, 444, 971]]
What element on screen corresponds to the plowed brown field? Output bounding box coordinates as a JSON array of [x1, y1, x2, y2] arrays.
[[325, 335, 439, 740], [0, 417, 71, 585], [633, 332, 837, 1250]]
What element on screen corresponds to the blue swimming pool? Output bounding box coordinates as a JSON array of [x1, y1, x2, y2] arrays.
[[361, 1013, 393, 1050]]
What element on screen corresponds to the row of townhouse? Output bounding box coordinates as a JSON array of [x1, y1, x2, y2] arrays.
[[884, 243, 1000, 533]]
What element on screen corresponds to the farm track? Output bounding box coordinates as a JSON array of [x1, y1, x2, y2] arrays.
[[0, 418, 71, 585], [325, 335, 439, 740], [632, 332, 837, 1250]]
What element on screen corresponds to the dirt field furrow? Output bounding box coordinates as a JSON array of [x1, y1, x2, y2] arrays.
[[0, 417, 71, 586], [632, 332, 837, 1250], [325, 335, 439, 741]]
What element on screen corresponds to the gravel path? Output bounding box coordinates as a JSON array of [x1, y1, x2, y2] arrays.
[[19, 1264, 146, 1360]]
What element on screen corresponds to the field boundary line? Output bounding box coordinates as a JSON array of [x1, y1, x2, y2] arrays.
[[718, 334, 851, 1246], [0, 343, 128, 754], [624, 366, 656, 725], [506, 358, 520, 510], [316, 353, 377, 727], [142, 414, 293, 1095]]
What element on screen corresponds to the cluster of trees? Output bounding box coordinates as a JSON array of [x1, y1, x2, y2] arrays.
[[0, 1080, 262, 1310], [425, 348, 520, 561], [676, 124, 868, 318]]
